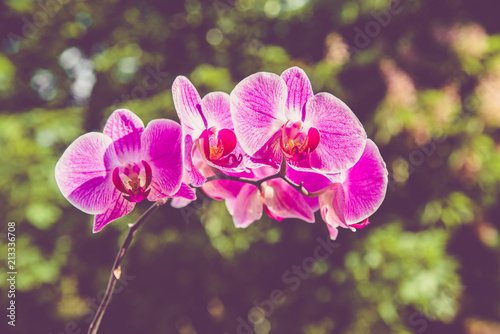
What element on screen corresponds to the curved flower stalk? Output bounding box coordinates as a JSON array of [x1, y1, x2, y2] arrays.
[[230, 66, 367, 174], [55, 109, 194, 232], [317, 139, 388, 240], [172, 76, 253, 187]]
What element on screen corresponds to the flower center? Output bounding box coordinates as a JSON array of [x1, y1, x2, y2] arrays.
[[199, 126, 242, 168], [280, 121, 320, 162], [112, 160, 152, 202]]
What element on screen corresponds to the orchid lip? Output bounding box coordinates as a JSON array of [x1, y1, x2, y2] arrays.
[[112, 160, 153, 203], [280, 121, 320, 162], [199, 126, 243, 168]]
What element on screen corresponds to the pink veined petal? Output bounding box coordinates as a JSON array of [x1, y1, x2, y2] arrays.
[[281, 67, 314, 122], [201, 92, 234, 130], [326, 224, 339, 240], [298, 93, 367, 174], [172, 76, 206, 137], [247, 130, 283, 169], [263, 179, 315, 223], [93, 189, 136, 233], [230, 72, 288, 162], [286, 166, 334, 193], [171, 196, 193, 209], [103, 109, 144, 164], [141, 119, 184, 201], [184, 135, 206, 187], [55, 132, 118, 214], [319, 184, 350, 229], [172, 182, 197, 201], [228, 184, 263, 228], [342, 139, 388, 225]]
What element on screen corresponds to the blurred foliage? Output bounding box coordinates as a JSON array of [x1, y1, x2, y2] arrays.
[[1, 0, 500, 333]]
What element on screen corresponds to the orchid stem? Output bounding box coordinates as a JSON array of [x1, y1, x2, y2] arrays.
[[88, 202, 160, 334], [205, 172, 334, 197]]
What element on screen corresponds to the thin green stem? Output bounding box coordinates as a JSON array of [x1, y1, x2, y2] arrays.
[[88, 202, 160, 334]]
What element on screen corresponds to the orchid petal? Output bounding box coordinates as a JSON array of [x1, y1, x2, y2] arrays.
[[326, 224, 339, 240], [298, 93, 367, 173], [171, 182, 197, 205], [319, 183, 350, 229], [231, 72, 288, 162], [103, 109, 144, 164], [286, 167, 334, 193], [201, 92, 234, 130], [184, 134, 206, 187], [93, 189, 135, 233], [227, 184, 262, 228], [172, 76, 205, 137], [343, 140, 388, 224], [263, 179, 315, 223], [141, 119, 183, 200], [281, 67, 313, 122], [55, 132, 117, 214]]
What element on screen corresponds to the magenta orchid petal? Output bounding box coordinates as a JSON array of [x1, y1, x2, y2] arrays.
[[93, 189, 136, 233], [172, 182, 196, 201], [263, 179, 315, 223], [141, 119, 183, 201], [231, 72, 288, 161], [342, 139, 388, 224], [103, 109, 144, 163], [171, 196, 193, 209], [281, 66, 313, 122], [292, 93, 367, 173], [247, 130, 283, 169], [184, 135, 206, 187], [172, 76, 206, 137], [326, 224, 339, 240], [201, 92, 234, 130], [286, 166, 334, 193], [229, 184, 262, 228], [55, 132, 118, 214], [319, 184, 349, 229]]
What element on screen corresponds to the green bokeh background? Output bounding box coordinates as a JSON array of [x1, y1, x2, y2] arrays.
[[1, 0, 500, 333]]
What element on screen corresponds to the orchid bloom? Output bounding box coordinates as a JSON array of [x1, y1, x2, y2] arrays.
[[200, 165, 319, 228], [317, 139, 388, 240], [173, 76, 249, 187], [230, 66, 367, 174], [55, 109, 194, 233]]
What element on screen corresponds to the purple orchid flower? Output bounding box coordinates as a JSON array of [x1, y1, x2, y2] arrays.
[[55, 109, 194, 233], [200, 165, 319, 228], [172, 76, 250, 187], [230, 66, 367, 174], [317, 139, 388, 240]]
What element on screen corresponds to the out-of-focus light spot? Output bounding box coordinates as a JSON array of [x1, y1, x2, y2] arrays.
[[206, 28, 223, 46], [341, 2, 359, 24], [59, 47, 82, 70], [264, 0, 281, 18], [248, 307, 265, 325], [175, 316, 197, 334], [58, 47, 96, 104], [284, 0, 309, 11], [476, 222, 499, 248], [76, 12, 92, 29], [237, 0, 255, 12], [255, 319, 271, 334], [118, 57, 139, 75], [207, 297, 225, 321], [30, 69, 56, 101], [325, 33, 350, 65]]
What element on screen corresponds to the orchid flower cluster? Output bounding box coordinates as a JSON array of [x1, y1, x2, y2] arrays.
[[55, 67, 388, 240]]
